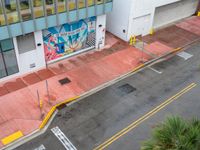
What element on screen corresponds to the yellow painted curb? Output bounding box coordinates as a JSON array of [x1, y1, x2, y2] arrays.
[[132, 64, 145, 72], [39, 106, 57, 129], [173, 47, 182, 52], [55, 96, 80, 108], [1, 131, 23, 145], [39, 96, 80, 129]]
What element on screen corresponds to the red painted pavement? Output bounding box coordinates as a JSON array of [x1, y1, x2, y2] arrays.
[[176, 16, 200, 36], [144, 41, 174, 57], [0, 17, 199, 147], [0, 46, 155, 147]]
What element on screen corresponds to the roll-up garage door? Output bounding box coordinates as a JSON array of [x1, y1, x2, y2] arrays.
[[153, 0, 199, 29], [43, 16, 96, 63]]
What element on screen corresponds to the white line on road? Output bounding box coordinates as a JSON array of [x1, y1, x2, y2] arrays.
[[148, 66, 162, 74], [177, 51, 193, 60], [51, 126, 77, 150], [34, 144, 46, 150]]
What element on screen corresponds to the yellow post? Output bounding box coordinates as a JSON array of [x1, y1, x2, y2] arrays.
[[40, 99, 43, 109], [133, 35, 136, 45], [198, 12, 200, 17], [129, 36, 133, 46], [150, 28, 154, 35]]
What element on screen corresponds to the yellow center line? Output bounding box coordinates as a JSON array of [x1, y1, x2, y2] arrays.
[[93, 83, 197, 150]]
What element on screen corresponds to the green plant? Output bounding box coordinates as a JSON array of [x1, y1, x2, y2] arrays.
[[141, 116, 200, 150]]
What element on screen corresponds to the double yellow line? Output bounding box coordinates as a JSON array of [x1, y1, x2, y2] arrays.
[[93, 83, 197, 150]]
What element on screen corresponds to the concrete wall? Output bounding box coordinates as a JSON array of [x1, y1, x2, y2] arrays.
[[107, 0, 198, 41], [96, 14, 107, 49], [106, 0, 132, 41], [153, 0, 199, 28]]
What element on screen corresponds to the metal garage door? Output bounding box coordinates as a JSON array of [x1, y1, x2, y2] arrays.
[[43, 16, 96, 63], [153, 0, 199, 29]]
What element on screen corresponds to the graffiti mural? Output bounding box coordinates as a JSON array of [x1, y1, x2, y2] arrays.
[[43, 16, 96, 62]]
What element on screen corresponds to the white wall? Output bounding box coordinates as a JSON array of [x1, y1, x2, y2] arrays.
[[0, 32, 45, 82], [96, 14, 107, 49], [107, 0, 199, 41], [14, 31, 46, 75], [153, 0, 199, 28], [106, 0, 132, 41]]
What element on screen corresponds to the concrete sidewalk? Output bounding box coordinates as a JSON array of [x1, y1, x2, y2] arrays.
[[0, 16, 199, 148]]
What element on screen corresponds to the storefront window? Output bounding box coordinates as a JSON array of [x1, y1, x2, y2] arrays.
[[0, 53, 7, 78], [0, 39, 18, 78], [96, 0, 103, 4], [57, 0, 66, 13], [78, 0, 85, 8], [33, 0, 44, 18], [1, 38, 14, 51], [88, 0, 94, 6], [19, 0, 32, 21], [46, 0, 55, 15], [3, 49, 18, 75], [0, 1, 5, 26], [68, 0, 76, 11], [4, 0, 19, 24]]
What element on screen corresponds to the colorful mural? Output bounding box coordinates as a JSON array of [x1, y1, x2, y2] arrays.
[[43, 16, 96, 62]]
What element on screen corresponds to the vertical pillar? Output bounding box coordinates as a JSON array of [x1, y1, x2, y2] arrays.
[[16, 0, 25, 35], [1, 0, 12, 37]]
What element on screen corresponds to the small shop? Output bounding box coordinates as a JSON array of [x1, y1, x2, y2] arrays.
[[43, 16, 96, 63]]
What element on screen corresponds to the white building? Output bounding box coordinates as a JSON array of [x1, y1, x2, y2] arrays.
[[0, 1, 113, 82], [107, 0, 199, 41]]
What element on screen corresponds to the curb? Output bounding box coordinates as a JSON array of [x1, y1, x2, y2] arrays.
[[39, 96, 80, 129], [0, 42, 197, 150]]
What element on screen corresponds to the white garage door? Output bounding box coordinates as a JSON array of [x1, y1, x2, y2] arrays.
[[153, 0, 199, 29]]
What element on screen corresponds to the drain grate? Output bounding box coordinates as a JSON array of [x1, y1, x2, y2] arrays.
[[177, 51, 193, 60], [58, 77, 71, 85], [116, 83, 136, 97], [57, 103, 67, 110]]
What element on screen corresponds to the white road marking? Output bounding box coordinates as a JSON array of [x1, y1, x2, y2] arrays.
[[34, 144, 46, 150], [51, 126, 77, 150], [177, 51, 193, 60], [148, 66, 162, 74]]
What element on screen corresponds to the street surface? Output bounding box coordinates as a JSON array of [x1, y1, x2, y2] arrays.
[[16, 42, 200, 150]]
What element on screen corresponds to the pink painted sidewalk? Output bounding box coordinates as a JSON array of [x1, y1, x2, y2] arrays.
[[0, 16, 200, 148], [0, 40, 174, 148]]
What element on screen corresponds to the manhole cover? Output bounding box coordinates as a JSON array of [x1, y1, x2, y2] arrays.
[[58, 77, 71, 85], [116, 84, 136, 97]]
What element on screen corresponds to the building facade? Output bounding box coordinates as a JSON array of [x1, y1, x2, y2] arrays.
[[0, 0, 113, 81], [107, 0, 199, 41]]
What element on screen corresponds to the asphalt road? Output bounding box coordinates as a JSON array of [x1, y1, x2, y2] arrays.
[[15, 42, 200, 150]]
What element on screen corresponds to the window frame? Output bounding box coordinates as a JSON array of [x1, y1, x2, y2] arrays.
[[0, 38, 19, 78]]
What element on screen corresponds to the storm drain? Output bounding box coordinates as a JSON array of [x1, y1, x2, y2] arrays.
[[58, 77, 71, 85], [116, 84, 136, 97], [57, 103, 67, 110]]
